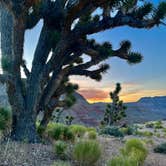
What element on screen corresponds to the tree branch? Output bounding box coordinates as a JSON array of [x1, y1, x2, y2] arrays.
[[72, 11, 160, 37], [21, 60, 30, 78]]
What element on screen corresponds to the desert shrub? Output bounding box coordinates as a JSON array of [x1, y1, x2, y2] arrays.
[[145, 122, 154, 128], [54, 141, 67, 159], [47, 123, 74, 141], [37, 125, 46, 137], [86, 127, 96, 132], [0, 107, 11, 131], [164, 133, 166, 138], [142, 139, 154, 145], [47, 123, 65, 140], [154, 142, 166, 154], [107, 155, 137, 166], [99, 126, 124, 137], [162, 128, 166, 133], [154, 121, 163, 129], [108, 139, 147, 166], [154, 133, 161, 138], [120, 125, 136, 135], [88, 131, 97, 139], [135, 130, 153, 137], [69, 125, 87, 137], [52, 161, 71, 166], [63, 127, 75, 141], [73, 140, 101, 166], [121, 139, 148, 165]]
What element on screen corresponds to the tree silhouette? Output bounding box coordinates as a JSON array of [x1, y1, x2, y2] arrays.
[[101, 83, 127, 126]]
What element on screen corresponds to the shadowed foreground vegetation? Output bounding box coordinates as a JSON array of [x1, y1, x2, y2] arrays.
[[1, 107, 166, 166]]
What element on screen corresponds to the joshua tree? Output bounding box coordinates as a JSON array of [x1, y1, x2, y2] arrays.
[[0, 0, 166, 142], [101, 83, 127, 126], [65, 115, 74, 126]]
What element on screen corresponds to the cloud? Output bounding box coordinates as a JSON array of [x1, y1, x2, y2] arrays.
[[79, 88, 166, 103], [70, 76, 166, 103], [78, 89, 110, 103]]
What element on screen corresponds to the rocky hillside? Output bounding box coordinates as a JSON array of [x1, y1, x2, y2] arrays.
[[63, 93, 166, 126]]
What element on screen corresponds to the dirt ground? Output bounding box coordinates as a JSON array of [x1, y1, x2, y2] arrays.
[[0, 141, 55, 166], [1, 137, 166, 166], [1, 121, 166, 166], [98, 136, 166, 166]]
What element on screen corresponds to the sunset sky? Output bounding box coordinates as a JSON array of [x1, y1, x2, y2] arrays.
[[23, 0, 166, 103]]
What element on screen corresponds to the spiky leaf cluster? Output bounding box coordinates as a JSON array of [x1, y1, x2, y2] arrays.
[[52, 108, 63, 123], [65, 115, 74, 126], [64, 82, 78, 107], [153, 2, 166, 23]]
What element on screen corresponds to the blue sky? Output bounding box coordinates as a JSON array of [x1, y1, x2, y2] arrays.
[[23, 1, 166, 102]]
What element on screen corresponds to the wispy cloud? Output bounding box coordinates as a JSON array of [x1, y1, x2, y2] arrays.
[[70, 76, 166, 103]]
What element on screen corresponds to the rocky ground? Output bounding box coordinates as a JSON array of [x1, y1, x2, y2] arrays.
[[0, 141, 55, 166], [98, 136, 166, 166], [1, 121, 166, 166]]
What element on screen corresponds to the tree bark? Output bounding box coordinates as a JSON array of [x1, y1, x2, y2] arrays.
[[0, 10, 40, 142], [39, 98, 59, 130], [10, 109, 40, 143], [11, 17, 40, 143]]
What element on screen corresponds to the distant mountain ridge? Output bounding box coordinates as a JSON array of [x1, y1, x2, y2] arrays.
[[63, 93, 166, 126], [0, 83, 166, 126]]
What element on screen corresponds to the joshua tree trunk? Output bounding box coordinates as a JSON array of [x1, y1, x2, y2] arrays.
[[0, 8, 40, 142], [11, 108, 39, 142]]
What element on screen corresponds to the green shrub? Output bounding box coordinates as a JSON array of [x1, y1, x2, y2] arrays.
[[69, 125, 87, 137], [88, 131, 97, 139], [135, 130, 153, 137], [99, 126, 124, 137], [121, 139, 148, 165], [154, 142, 166, 154], [52, 161, 71, 166], [154, 133, 161, 138], [120, 126, 136, 135], [37, 125, 45, 137], [107, 155, 137, 166], [142, 139, 154, 145], [86, 127, 96, 132], [47, 123, 74, 141], [47, 123, 64, 140], [108, 139, 147, 166], [63, 126, 75, 141], [73, 140, 101, 166], [145, 122, 154, 128], [54, 141, 67, 159], [0, 107, 11, 131], [162, 128, 166, 133], [154, 121, 163, 129]]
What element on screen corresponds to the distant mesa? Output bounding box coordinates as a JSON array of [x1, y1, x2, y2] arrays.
[[138, 96, 166, 103]]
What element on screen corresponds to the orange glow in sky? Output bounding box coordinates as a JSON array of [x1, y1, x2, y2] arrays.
[[70, 75, 166, 104], [81, 89, 166, 103]]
